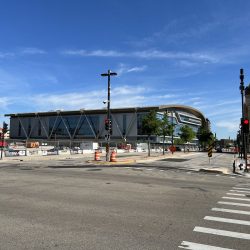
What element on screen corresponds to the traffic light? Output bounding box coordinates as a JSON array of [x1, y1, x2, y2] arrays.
[[241, 118, 249, 134], [105, 118, 112, 131], [2, 122, 8, 134], [108, 119, 112, 130], [105, 119, 109, 130]]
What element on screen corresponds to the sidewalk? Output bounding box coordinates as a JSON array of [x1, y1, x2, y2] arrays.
[[234, 157, 250, 177]]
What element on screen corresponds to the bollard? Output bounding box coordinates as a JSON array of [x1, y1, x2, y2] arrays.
[[233, 160, 236, 173]]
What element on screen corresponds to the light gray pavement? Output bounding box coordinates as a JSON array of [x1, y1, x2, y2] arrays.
[[0, 155, 249, 250], [1, 151, 249, 177]]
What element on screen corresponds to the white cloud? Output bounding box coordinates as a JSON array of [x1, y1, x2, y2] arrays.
[[3, 84, 149, 112], [63, 49, 124, 57], [112, 85, 147, 95], [216, 121, 239, 132], [0, 52, 15, 58], [0, 97, 12, 109], [61, 49, 218, 63], [116, 63, 147, 76], [20, 47, 46, 55], [127, 66, 147, 73]]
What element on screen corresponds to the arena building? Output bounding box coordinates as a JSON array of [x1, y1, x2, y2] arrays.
[[5, 105, 209, 146]]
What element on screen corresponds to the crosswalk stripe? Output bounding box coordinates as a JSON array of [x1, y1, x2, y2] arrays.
[[226, 193, 245, 196], [178, 240, 235, 249], [204, 216, 250, 225], [218, 201, 250, 207], [233, 187, 250, 191], [194, 226, 250, 240], [222, 196, 250, 202], [229, 190, 250, 193], [212, 207, 250, 215], [235, 184, 250, 187]]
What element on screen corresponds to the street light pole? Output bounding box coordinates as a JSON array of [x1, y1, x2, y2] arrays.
[[101, 70, 117, 161]]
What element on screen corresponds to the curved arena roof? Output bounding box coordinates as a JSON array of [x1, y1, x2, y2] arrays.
[[5, 104, 207, 123]]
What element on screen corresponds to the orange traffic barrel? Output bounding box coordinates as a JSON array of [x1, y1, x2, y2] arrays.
[[110, 151, 116, 162], [94, 151, 100, 161]]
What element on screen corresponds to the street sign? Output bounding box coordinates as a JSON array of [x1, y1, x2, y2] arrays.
[[169, 145, 176, 153], [208, 145, 213, 157]]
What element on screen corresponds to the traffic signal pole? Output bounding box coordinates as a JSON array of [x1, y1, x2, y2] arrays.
[[101, 70, 117, 161], [239, 69, 248, 172], [0, 132, 3, 160]]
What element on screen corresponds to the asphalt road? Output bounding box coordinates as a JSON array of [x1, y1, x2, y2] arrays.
[[0, 155, 249, 249]]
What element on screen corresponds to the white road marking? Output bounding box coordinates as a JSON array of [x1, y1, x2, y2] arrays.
[[194, 226, 250, 240], [218, 201, 250, 207], [204, 216, 250, 226], [178, 241, 235, 249], [235, 184, 250, 187], [222, 196, 250, 202], [226, 193, 245, 196], [233, 187, 250, 191], [146, 169, 153, 171], [212, 207, 250, 215], [229, 189, 250, 193]]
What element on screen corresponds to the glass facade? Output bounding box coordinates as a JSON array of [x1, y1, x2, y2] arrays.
[[48, 115, 100, 138], [9, 106, 205, 142], [137, 111, 201, 137]]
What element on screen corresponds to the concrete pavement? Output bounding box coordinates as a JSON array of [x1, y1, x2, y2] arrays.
[[1, 150, 249, 177]]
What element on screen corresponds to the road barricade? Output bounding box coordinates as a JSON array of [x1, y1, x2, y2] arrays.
[[110, 151, 116, 162], [94, 151, 100, 161]]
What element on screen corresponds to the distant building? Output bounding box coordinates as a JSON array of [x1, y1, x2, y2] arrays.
[[5, 105, 209, 145]]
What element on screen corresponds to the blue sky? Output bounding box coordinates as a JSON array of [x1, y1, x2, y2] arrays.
[[0, 0, 250, 139]]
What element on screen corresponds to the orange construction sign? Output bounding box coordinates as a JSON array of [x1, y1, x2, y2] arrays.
[[169, 146, 176, 153]]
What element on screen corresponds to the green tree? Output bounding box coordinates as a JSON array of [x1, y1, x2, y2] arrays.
[[141, 110, 160, 156], [174, 138, 184, 145], [158, 112, 175, 155], [197, 126, 214, 150], [179, 125, 196, 152]]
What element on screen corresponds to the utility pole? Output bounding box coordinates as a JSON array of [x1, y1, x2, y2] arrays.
[[101, 70, 117, 161]]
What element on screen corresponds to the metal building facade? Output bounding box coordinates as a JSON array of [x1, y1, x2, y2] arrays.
[[5, 105, 207, 143]]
